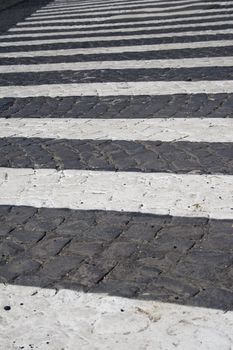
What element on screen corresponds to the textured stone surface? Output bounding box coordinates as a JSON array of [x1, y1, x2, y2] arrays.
[[1, 284, 233, 350], [0, 137, 232, 174], [1, 0, 233, 346], [0, 206, 233, 310], [1, 94, 233, 118], [2, 67, 233, 85]]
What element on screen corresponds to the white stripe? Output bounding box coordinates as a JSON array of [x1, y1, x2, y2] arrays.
[[0, 40, 232, 58], [50, 0, 202, 5], [9, 13, 233, 32], [43, 0, 203, 10], [16, 8, 233, 25], [35, 0, 204, 13], [2, 285, 233, 350], [27, 2, 225, 19], [0, 168, 232, 219], [4, 27, 233, 40], [1, 81, 233, 98], [44, 0, 232, 11], [1, 118, 232, 143], [3, 28, 233, 47], [1, 57, 233, 73]]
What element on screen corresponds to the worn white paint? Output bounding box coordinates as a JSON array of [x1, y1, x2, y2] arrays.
[[4, 27, 233, 47], [10, 14, 233, 31], [0, 118, 232, 142], [35, 0, 204, 13], [16, 8, 233, 25], [42, 0, 204, 11], [0, 168, 232, 219], [43, 0, 232, 11], [1, 284, 233, 350], [1, 40, 232, 58], [5, 27, 233, 39], [4, 28, 233, 39], [27, 2, 226, 19], [1, 57, 233, 73], [1, 81, 233, 98]]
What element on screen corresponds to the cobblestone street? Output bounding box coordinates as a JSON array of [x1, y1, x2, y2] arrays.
[[0, 0, 233, 349]]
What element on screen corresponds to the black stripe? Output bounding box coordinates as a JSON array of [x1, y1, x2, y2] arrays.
[[10, 13, 233, 35], [21, 5, 233, 22], [30, 1, 228, 15], [25, 4, 233, 19], [2, 28, 233, 52], [0, 138, 232, 174], [1, 67, 233, 86], [0, 94, 232, 118], [16, 9, 233, 26], [33, 2, 217, 13], [29, 2, 233, 17], [3, 27, 233, 43], [0, 205, 233, 310]]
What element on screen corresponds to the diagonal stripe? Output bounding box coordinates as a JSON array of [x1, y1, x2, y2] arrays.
[[43, 0, 233, 11], [0, 40, 233, 57], [0, 118, 232, 142], [4, 28, 233, 40], [10, 14, 233, 32], [0, 30, 233, 49], [16, 8, 233, 25], [0, 168, 232, 219], [5, 27, 233, 39], [35, 0, 206, 13], [42, 0, 206, 11], [27, 2, 230, 19]]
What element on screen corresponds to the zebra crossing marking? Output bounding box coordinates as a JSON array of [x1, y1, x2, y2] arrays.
[[4, 28, 233, 39], [27, 2, 229, 19], [3, 34, 233, 46], [43, 0, 204, 10], [1, 40, 232, 58], [0, 168, 232, 219], [10, 14, 233, 31], [36, 0, 204, 13], [17, 8, 233, 25], [0, 57, 232, 73], [1, 118, 232, 142], [1, 81, 233, 98]]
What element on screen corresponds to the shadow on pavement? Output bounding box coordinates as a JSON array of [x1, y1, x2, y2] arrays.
[[0, 205, 232, 311]]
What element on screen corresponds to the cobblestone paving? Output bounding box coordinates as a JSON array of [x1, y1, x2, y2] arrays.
[[0, 138, 233, 174], [0, 206, 233, 310], [1, 94, 233, 118], [0, 0, 233, 318]]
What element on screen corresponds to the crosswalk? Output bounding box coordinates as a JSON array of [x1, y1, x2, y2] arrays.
[[0, 0, 233, 327]]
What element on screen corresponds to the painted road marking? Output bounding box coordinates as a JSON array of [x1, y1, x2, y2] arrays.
[[16, 8, 233, 25], [5, 28, 233, 39], [10, 14, 233, 31], [36, 0, 204, 13], [1, 285, 232, 350], [0, 57, 232, 73], [0, 168, 232, 219], [27, 2, 229, 19], [1, 81, 233, 97], [4, 28, 233, 47], [1, 40, 233, 57], [0, 118, 232, 142]]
